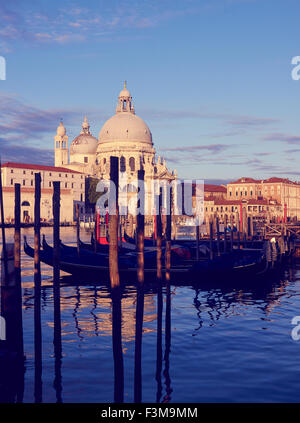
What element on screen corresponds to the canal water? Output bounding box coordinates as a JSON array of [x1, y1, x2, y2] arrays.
[[1, 227, 300, 403]]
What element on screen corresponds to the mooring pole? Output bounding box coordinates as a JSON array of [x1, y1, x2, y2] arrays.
[[109, 157, 120, 289], [76, 203, 80, 256], [34, 173, 41, 280], [237, 230, 241, 249], [216, 217, 221, 256], [0, 160, 8, 282], [137, 167, 145, 284], [157, 188, 163, 280], [0, 182, 24, 362], [53, 182, 60, 283], [209, 218, 214, 260], [196, 224, 200, 261], [223, 215, 227, 253], [165, 187, 172, 281], [230, 215, 234, 252], [53, 181, 62, 403], [94, 209, 98, 253], [33, 174, 42, 403], [14, 184, 21, 282]]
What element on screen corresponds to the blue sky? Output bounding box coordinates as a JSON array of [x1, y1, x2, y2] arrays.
[[1, 0, 300, 183]]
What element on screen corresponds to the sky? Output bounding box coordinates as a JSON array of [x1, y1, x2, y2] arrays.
[[1, 0, 300, 184]]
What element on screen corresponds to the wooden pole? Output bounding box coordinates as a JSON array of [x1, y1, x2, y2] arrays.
[[34, 173, 41, 280], [216, 217, 221, 256], [76, 203, 80, 256], [209, 218, 214, 260], [33, 174, 42, 402], [14, 184, 21, 282], [53, 181, 62, 403], [94, 210, 97, 253], [53, 181, 60, 283], [109, 157, 120, 289], [237, 230, 241, 249], [137, 168, 145, 284], [0, 160, 8, 282], [223, 215, 227, 253], [0, 183, 24, 362], [230, 215, 234, 252], [156, 189, 163, 280], [196, 224, 200, 261], [165, 187, 172, 281]]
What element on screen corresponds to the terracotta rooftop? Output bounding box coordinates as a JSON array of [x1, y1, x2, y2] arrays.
[[1, 162, 82, 174], [204, 184, 227, 193], [228, 177, 261, 184], [205, 198, 281, 206], [229, 176, 299, 185]]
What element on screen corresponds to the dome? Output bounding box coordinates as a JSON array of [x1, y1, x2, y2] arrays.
[[99, 112, 152, 145], [70, 117, 98, 155], [70, 134, 98, 154], [57, 121, 66, 137]]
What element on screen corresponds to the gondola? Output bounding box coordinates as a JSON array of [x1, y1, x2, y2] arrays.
[[25, 236, 268, 282], [123, 231, 156, 247]]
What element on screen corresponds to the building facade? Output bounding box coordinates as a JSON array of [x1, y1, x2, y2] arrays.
[[1, 162, 85, 223], [227, 177, 300, 220]]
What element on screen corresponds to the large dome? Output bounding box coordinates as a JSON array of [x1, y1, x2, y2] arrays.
[[99, 112, 152, 145], [70, 117, 98, 155]]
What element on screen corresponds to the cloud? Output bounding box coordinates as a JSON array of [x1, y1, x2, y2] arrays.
[[0, 92, 104, 163], [0, 1, 202, 49], [262, 133, 300, 144], [160, 144, 232, 153], [0, 139, 53, 165]]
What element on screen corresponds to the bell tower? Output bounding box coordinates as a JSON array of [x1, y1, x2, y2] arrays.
[[55, 120, 69, 167]]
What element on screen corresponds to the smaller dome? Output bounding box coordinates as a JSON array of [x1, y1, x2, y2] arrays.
[[70, 134, 98, 155], [70, 116, 98, 155], [57, 121, 66, 137]]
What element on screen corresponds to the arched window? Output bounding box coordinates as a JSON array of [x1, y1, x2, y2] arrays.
[[129, 157, 135, 172], [120, 156, 126, 172], [21, 201, 30, 206]]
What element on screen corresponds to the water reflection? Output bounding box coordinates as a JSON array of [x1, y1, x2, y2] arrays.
[[2, 227, 300, 403]]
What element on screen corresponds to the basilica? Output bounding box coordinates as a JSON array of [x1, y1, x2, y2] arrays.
[[54, 82, 176, 190]]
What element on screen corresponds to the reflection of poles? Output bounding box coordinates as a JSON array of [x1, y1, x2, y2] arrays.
[[162, 281, 172, 403], [112, 287, 124, 403], [53, 181, 62, 403], [134, 285, 144, 403], [155, 283, 163, 403], [34, 174, 42, 403]]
